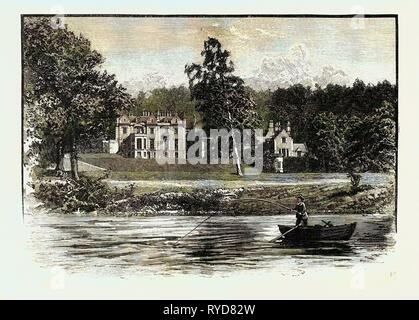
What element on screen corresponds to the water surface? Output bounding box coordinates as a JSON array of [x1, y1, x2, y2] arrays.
[[106, 172, 394, 189], [25, 214, 395, 277]]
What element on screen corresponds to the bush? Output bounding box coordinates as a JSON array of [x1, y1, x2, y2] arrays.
[[347, 171, 362, 194], [283, 155, 323, 173], [35, 174, 229, 214], [35, 175, 114, 213], [105, 189, 226, 214]]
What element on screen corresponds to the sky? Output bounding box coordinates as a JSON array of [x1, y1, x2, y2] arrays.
[[65, 17, 396, 95]]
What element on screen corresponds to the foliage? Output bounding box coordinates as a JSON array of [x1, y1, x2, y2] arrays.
[[266, 79, 397, 173], [344, 101, 396, 172], [245, 87, 273, 131], [270, 84, 313, 142], [35, 173, 226, 214], [347, 171, 362, 194], [105, 188, 229, 214], [185, 37, 262, 175], [131, 86, 198, 123], [262, 138, 277, 172], [185, 38, 261, 130], [35, 175, 115, 213], [282, 156, 321, 173], [306, 112, 345, 171], [23, 17, 133, 178]]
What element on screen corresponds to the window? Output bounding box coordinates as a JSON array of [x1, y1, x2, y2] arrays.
[[163, 136, 169, 150], [122, 127, 127, 134], [297, 151, 302, 157], [150, 139, 155, 150], [282, 137, 286, 144], [150, 127, 154, 134], [136, 138, 147, 150], [174, 128, 178, 135], [175, 139, 178, 150]]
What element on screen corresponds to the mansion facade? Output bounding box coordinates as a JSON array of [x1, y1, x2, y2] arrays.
[[104, 111, 188, 159], [104, 113, 307, 165]]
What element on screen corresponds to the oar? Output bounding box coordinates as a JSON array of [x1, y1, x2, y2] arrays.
[[173, 213, 215, 246], [269, 224, 300, 243]]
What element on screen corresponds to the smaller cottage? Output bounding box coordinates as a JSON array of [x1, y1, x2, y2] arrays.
[[265, 120, 308, 172]]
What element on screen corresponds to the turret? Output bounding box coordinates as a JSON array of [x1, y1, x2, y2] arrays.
[[266, 120, 275, 138]]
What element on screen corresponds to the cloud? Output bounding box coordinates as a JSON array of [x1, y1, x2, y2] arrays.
[[65, 17, 395, 90], [121, 72, 187, 96], [121, 43, 351, 94], [243, 44, 350, 90], [229, 26, 249, 42]]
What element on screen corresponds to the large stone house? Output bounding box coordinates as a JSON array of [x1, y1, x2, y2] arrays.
[[104, 113, 307, 172], [104, 111, 188, 159]]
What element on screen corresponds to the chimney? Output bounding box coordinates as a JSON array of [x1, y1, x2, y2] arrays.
[[287, 121, 291, 134], [267, 120, 275, 138]]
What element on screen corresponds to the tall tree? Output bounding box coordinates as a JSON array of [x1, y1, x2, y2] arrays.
[[23, 17, 132, 179], [185, 37, 261, 176], [344, 101, 396, 172], [271, 84, 313, 141], [245, 87, 273, 131], [306, 112, 345, 171]]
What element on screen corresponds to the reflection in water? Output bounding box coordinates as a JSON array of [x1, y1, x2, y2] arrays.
[[25, 214, 395, 277]]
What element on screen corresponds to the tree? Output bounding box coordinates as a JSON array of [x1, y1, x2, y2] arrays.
[[23, 17, 132, 179], [185, 37, 261, 176], [344, 101, 396, 172], [129, 86, 197, 123], [245, 87, 273, 131], [271, 84, 313, 142], [306, 112, 345, 171]]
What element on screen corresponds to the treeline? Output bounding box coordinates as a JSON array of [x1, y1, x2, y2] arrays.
[[131, 86, 198, 124], [264, 80, 397, 172], [127, 79, 397, 173]]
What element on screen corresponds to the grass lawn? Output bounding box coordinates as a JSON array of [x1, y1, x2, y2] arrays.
[[80, 153, 247, 180], [32, 154, 395, 215]]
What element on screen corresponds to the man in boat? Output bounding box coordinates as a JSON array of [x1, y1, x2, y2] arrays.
[[295, 195, 308, 226]]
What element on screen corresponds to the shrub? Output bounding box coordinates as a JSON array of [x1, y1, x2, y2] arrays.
[[35, 175, 113, 213], [347, 170, 362, 194]]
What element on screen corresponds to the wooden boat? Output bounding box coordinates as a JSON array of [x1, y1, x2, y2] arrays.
[[277, 222, 357, 242]]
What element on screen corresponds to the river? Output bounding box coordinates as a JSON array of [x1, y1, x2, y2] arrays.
[[24, 213, 395, 277], [105, 172, 394, 189]]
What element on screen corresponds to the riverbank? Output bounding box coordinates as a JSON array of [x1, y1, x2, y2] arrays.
[[103, 183, 395, 216], [30, 173, 395, 216]]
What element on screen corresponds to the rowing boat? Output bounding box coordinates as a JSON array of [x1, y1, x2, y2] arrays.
[[277, 222, 357, 242]]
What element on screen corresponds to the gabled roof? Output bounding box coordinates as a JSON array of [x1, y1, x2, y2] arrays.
[[118, 114, 185, 126], [137, 116, 157, 124], [293, 143, 308, 152]]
